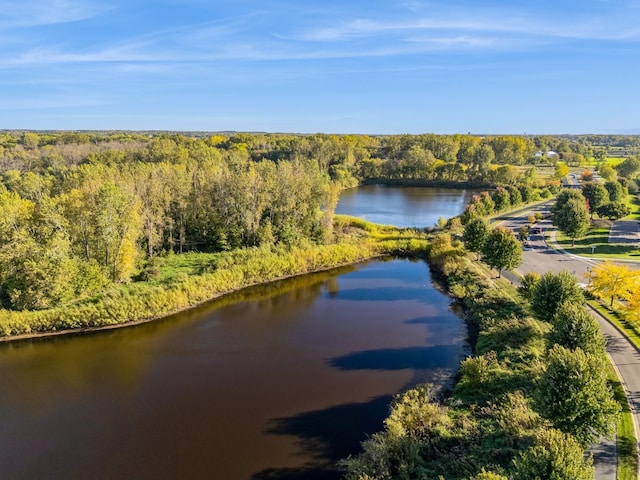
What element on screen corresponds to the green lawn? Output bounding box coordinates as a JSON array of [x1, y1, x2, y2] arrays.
[[555, 228, 640, 259], [623, 194, 640, 221]]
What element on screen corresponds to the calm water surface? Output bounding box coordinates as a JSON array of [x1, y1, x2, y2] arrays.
[[336, 185, 478, 228], [0, 259, 467, 480]]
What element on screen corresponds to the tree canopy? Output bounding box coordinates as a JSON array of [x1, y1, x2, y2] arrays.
[[481, 227, 522, 277], [462, 217, 489, 260], [536, 345, 618, 447], [587, 261, 638, 306], [553, 197, 590, 245], [530, 271, 584, 322]]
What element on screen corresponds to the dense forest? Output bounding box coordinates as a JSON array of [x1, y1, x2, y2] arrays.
[[0, 130, 638, 313]]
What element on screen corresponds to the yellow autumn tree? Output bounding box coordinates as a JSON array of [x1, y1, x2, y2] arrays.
[[625, 281, 640, 325], [587, 261, 638, 307]]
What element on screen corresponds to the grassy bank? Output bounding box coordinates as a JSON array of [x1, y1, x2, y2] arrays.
[[0, 216, 429, 340], [606, 362, 638, 480]]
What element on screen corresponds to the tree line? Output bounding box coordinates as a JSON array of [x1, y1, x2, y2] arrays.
[[2, 131, 639, 186]]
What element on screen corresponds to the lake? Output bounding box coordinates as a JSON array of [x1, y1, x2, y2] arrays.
[[336, 184, 478, 228], [0, 186, 474, 480]]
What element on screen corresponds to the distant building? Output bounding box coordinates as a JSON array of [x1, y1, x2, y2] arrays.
[[534, 150, 559, 158]]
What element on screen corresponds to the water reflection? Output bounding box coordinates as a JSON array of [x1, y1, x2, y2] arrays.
[[336, 185, 478, 228], [0, 258, 467, 480]]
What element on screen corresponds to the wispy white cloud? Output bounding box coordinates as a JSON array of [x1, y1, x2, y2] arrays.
[[287, 5, 640, 42], [1, 1, 639, 70], [0, 0, 108, 28]]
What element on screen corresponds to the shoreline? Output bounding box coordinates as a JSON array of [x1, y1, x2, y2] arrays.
[[0, 254, 387, 344]]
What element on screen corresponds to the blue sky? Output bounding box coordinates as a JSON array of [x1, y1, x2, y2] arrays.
[[1, 0, 639, 134]]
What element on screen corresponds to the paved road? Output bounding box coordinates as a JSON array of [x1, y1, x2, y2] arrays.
[[496, 203, 598, 280], [496, 203, 640, 480], [610, 220, 640, 246]]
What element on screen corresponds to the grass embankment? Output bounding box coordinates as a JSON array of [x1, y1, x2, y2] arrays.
[[0, 216, 428, 340], [606, 363, 638, 480], [588, 300, 640, 349]]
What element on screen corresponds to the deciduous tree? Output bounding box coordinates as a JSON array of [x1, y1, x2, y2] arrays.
[[615, 156, 640, 179], [462, 217, 489, 260], [481, 227, 522, 277], [581, 183, 609, 217], [549, 302, 606, 355], [596, 202, 631, 220], [530, 271, 584, 322], [587, 261, 638, 306], [512, 428, 594, 480], [554, 198, 590, 245], [603, 180, 624, 202], [536, 345, 618, 446]]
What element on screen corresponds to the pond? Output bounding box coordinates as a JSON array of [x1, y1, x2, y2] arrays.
[[336, 184, 478, 228], [0, 259, 468, 480]]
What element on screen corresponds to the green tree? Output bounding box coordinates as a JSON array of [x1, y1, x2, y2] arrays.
[[549, 302, 606, 355], [530, 271, 584, 322], [491, 187, 511, 212], [512, 428, 594, 480], [536, 345, 618, 446], [615, 156, 640, 179], [518, 272, 540, 301], [603, 180, 624, 201], [462, 217, 489, 260], [593, 147, 607, 163], [581, 183, 609, 217], [506, 185, 522, 207], [472, 144, 495, 174], [599, 163, 617, 181], [481, 227, 522, 277], [596, 201, 631, 220], [470, 469, 508, 480], [550, 189, 585, 217], [554, 198, 590, 245]]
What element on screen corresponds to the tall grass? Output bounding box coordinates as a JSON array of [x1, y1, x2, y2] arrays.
[[0, 217, 430, 339], [0, 241, 384, 337]]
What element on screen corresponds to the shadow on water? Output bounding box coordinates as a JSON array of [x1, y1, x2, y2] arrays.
[[329, 345, 463, 371], [252, 395, 393, 480]]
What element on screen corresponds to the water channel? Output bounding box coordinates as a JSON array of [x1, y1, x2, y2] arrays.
[[0, 186, 474, 480]]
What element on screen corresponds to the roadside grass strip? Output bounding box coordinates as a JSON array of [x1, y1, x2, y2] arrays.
[[588, 300, 640, 350], [606, 362, 638, 480], [623, 195, 640, 222]]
